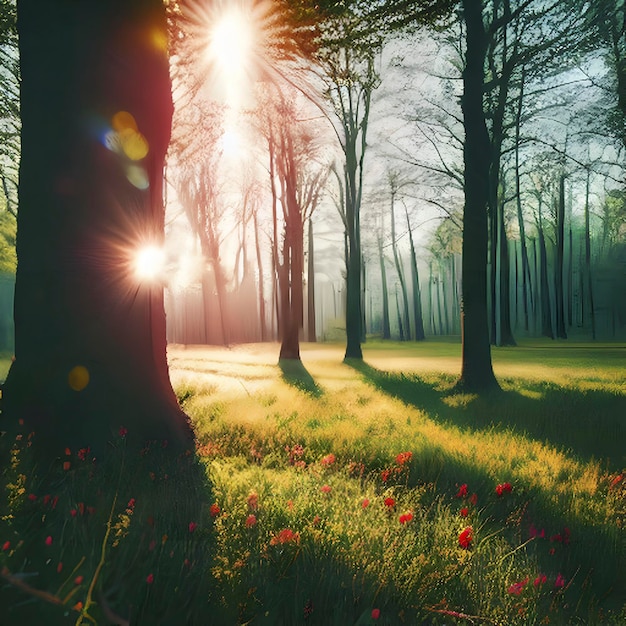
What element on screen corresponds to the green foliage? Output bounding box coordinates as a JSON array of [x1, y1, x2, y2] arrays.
[[0, 208, 16, 273]]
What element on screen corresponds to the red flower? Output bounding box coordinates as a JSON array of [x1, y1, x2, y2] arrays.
[[460, 507, 469, 518], [508, 577, 529, 595], [77, 447, 90, 461], [245, 514, 257, 528], [42, 495, 51, 506], [458, 526, 473, 549], [381, 469, 391, 483], [74, 575, 84, 585], [63, 461, 71, 471], [456, 484, 468, 498], [529, 523, 545, 539], [78, 502, 85, 516], [65, 447, 71, 456], [27, 494, 37, 502], [554, 573, 565, 588], [209, 503, 220, 517], [45, 536, 53, 546], [270, 528, 300, 545], [51, 496, 59, 510], [70, 509, 77, 517], [361, 498, 370, 509], [495, 482, 512, 497], [146, 573, 154, 584], [609, 473, 624, 489], [372, 608, 381, 620], [320, 484, 331, 494], [119, 426, 128, 437], [127, 498, 136, 509], [384, 497, 395, 508], [321, 453, 336, 466], [395, 451, 412, 465], [469, 493, 478, 505], [2, 541, 10, 551], [399, 512, 413, 524], [57, 562, 63, 573], [534, 574, 547, 587], [188, 522, 197, 533]]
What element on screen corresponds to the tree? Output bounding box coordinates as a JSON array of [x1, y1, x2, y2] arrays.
[[3, 0, 193, 460]]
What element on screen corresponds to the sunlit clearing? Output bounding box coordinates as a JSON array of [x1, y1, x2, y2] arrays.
[[134, 245, 165, 282], [208, 8, 253, 74]]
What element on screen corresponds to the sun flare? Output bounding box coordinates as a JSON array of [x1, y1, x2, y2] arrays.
[[208, 8, 254, 75], [133, 245, 166, 283]]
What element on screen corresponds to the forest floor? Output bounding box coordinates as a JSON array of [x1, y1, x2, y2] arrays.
[[1, 339, 625, 625]]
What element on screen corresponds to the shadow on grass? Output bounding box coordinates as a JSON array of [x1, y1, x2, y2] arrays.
[[279, 358, 324, 398], [345, 360, 626, 613], [347, 360, 626, 469]]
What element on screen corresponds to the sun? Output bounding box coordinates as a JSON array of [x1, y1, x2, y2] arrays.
[[133, 245, 166, 283], [208, 7, 254, 75]]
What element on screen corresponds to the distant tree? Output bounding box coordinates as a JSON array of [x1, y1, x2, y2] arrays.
[[3, 0, 193, 460]]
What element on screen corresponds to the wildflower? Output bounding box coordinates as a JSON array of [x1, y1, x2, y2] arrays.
[[2, 541, 10, 551], [45, 536, 53, 546], [287, 500, 294, 510], [77, 447, 90, 461], [554, 573, 566, 588], [74, 576, 84, 585], [458, 526, 473, 549], [63, 461, 71, 471], [127, 498, 136, 509], [57, 562, 63, 573], [146, 573, 154, 584], [534, 574, 547, 587], [529, 523, 545, 539], [270, 528, 300, 545], [245, 514, 257, 528], [209, 503, 220, 517], [119, 426, 128, 437], [399, 512, 413, 524], [384, 497, 395, 508], [395, 451, 412, 465], [304, 599, 314, 618], [247, 492, 259, 511], [381, 469, 391, 483], [65, 447, 71, 456], [372, 608, 381, 620], [70, 509, 77, 517], [361, 498, 370, 509], [549, 547, 556, 555], [51, 496, 59, 510], [562, 527, 571, 545], [508, 577, 529, 595], [321, 453, 336, 466], [460, 507, 469, 518], [42, 495, 51, 506], [321, 484, 331, 494], [312, 515, 321, 526], [188, 522, 197, 533], [469, 493, 478, 505], [28, 494, 37, 502], [78, 502, 85, 516], [609, 473, 623, 489], [456, 484, 468, 498], [73, 601, 83, 612], [495, 482, 512, 496]]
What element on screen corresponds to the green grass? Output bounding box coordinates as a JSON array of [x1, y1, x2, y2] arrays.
[[1, 339, 625, 624]]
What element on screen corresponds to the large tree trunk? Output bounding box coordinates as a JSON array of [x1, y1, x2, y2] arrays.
[[3, 0, 193, 460], [457, 0, 500, 393]]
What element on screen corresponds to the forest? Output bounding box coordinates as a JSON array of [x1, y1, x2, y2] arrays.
[[0, 0, 625, 624]]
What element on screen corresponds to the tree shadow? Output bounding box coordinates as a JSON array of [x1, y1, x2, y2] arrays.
[[347, 360, 626, 469], [278, 359, 324, 398]]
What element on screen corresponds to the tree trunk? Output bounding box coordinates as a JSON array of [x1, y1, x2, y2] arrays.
[[457, 0, 500, 393], [537, 200, 554, 339], [307, 218, 316, 342], [378, 232, 391, 339], [405, 207, 425, 340], [583, 169, 596, 339], [4, 0, 193, 459], [253, 209, 267, 341], [390, 186, 410, 340], [555, 174, 567, 339]]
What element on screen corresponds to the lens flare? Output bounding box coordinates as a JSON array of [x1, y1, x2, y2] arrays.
[[134, 245, 165, 282], [68, 365, 90, 392]]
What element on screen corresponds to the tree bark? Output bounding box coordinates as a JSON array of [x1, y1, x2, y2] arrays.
[[4, 0, 193, 459], [555, 174, 567, 339], [405, 207, 425, 340], [457, 0, 500, 393], [377, 232, 391, 339]]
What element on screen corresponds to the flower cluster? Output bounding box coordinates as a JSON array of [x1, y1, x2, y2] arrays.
[[270, 528, 300, 546]]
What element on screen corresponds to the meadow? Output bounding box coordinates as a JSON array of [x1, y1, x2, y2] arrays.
[[0, 339, 625, 625]]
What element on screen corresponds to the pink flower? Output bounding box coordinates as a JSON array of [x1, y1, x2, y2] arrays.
[[372, 608, 380, 620], [554, 573, 566, 588], [458, 526, 473, 549], [188, 522, 197, 533], [127, 498, 136, 509], [321, 484, 331, 494], [209, 503, 220, 517], [146, 573, 154, 584], [2, 541, 10, 551], [247, 492, 259, 511], [384, 497, 395, 508], [119, 426, 128, 437], [508, 577, 529, 595], [361, 498, 370, 509], [534, 574, 547, 587], [456, 484, 468, 498], [45, 536, 53, 546], [245, 514, 257, 528], [460, 507, 469, 518], [321, 453, 336, 466], [399, 512, 413, 524], [70, 508, 77, 517]]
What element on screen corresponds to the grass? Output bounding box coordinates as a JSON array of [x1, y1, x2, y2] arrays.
[[1, 339, 625, 624]]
